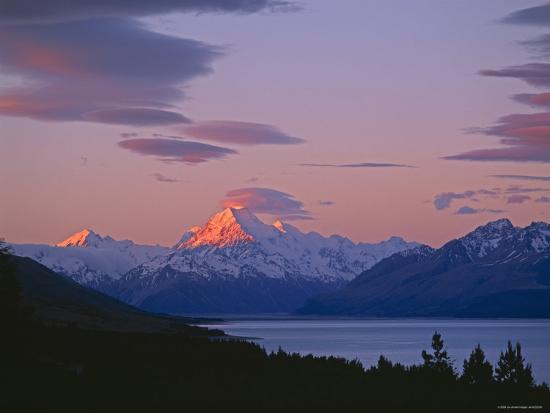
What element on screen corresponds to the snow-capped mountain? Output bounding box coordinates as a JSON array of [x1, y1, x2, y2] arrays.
[[113, 207, 420, 313], [12, 229, 168, 288], [298, 219, 550, 317], [158, 207, 418, 281], [10, 208, 419, 313], [10, 215, 550, 315]]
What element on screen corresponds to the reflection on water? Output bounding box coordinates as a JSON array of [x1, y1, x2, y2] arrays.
[[201, 318, 550, 383]]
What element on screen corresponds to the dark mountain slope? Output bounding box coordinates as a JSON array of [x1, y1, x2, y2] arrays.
[[7, 255, 220, 335], [297, 219, 550, 317]]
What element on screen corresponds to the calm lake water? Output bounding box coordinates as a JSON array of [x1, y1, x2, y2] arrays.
[[201, 318, 550, 383]]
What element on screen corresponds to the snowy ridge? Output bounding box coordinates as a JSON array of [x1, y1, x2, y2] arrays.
[[133, 207, 420, 282], [457, 219, 550, 261], [12, 214, 550, 291], [11, 213, 550, 314], [397, 244, 436, 258], [522, 222, 550, 253], [10, 209, 419, 288], [12, 231, 168, 287], [459, 218, 516, 258], [114, 208, 420, 313]]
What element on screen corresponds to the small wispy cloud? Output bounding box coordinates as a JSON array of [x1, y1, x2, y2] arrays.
[[513, 93, 550, 109], [505, 185, 547, 194], [318, 200, 335, 206], [434, 191, 478, 210], [501, 4, 550, 27], [434, 186, 547, 210], [489, 174, 550, 182], [118, 138, 237, 164], [151, 173, 184, 183], [454, 206, 505, 215], [443, 111, 550, 163], [479, 63, 550, 88], [300, 162, 415, 168], [506, 194, 531, 204], [85, 108, 191, 126]]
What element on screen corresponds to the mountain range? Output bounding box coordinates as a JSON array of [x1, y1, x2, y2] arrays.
[[13, 229, 168, 288], [297, 219, 550, 317], [13, 211, 550, 317], [11, 207, 418, 314]]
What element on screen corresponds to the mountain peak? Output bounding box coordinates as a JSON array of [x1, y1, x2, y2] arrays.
[[467, 218, 515, 238], [273, 219, 286, 233], [56, 229, 102, 247], [460, 218, 516, 258], [177, 207, 265, 249], [527, 221, 550, 233], [482, 218, 514, 231], [55, 228, 131, 249]]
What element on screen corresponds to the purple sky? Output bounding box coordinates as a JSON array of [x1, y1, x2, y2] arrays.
[[1, 0, 549, 247]]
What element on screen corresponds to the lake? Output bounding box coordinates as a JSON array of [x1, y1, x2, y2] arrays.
[[201, 317, 550, 383]]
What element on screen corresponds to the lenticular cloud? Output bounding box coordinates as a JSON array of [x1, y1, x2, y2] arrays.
[[118, 138, 237, 164], [0, 18, 222, 126], [221, 187, 312, 220]]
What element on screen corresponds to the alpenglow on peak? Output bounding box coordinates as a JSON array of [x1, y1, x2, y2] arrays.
[[177, 207, 264, 248], [56, 229, 104, 247]]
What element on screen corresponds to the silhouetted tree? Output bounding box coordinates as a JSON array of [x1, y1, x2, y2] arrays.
[[377, 355, 393, 370], [0, 240, 33, 332], [422, 331, 455, 377], [462, 344, 493, 385], [495, 341, 534, 387], [0, 240, 21, 328], [0, 239, 15, 274]]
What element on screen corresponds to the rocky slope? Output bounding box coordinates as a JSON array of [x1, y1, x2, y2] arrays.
[[297, 219, 550, 317]]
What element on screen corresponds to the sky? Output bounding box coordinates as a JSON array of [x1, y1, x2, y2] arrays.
[[1, 0, 550, 248]]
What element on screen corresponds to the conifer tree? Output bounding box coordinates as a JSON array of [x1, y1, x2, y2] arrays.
[[462, 344, 493, 385], [495, 341, 534, 387], [421, 331, 455, 377]]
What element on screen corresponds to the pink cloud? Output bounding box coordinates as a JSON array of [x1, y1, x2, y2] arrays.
[[513, 93, 550, 108], [180, 121, 305, 146], [480, 63, 550, 88], [118, 138, 237, 164], [454, 206, 505, 215], [0, 19, 222, 126], [444, 112, 550, 163], [506, 195, 531, 204], [221, 187, 312, 220]]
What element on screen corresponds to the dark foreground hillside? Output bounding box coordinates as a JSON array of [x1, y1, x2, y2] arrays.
[[12, 255, 221, 334], [4, 323, 550, 412], [1, 249, 549, 412]]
